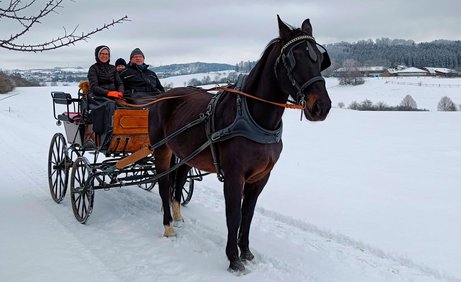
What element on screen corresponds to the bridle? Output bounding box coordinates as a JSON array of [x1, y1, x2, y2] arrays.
[[274, 35, 330, 107]]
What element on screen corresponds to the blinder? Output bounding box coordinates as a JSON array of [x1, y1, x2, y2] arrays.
[[281, 40, 330, 73], [317, 43, 331, 71], [275, 35, 330, 106]]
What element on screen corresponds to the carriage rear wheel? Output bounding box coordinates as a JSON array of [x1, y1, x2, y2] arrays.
[[70, 156, 94, 223], [136, 166, 158, 191], [48, 133, 70, 203]]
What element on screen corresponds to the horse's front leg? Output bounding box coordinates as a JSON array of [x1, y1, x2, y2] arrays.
[[238, 175, 269, 262], [223, 175, 245, 272]]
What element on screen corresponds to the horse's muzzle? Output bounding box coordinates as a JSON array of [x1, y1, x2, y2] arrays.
[[304, 94, 331, 121]]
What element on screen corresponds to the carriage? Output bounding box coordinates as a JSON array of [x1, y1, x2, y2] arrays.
[[47, 82, 203, 223]]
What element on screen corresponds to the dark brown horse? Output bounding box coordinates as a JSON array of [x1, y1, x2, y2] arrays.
[[148, 15, 331, 272]]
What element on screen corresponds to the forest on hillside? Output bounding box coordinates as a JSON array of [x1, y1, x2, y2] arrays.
[[325, 38, 461, 70]]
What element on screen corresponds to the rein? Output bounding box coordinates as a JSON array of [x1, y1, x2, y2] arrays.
[[114, 94, 193, 108], [114, 87, 305, 110], [206, 86, 305, 110]]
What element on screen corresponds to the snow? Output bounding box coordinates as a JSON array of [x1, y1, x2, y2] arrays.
[[0, 76, 460, 282]]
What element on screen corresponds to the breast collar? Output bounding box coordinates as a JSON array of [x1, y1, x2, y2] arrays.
[[207, 74, 282, 144]]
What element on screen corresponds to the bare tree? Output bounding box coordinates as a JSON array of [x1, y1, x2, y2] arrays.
[[0, 0, 128, 52], [338, 59, 364, 86], [400, 94, 417, 110], [437, 96, 458, 111]]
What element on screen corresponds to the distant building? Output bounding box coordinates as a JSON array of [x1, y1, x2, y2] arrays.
[[388, 67, 428, 77], [334, 66, 387, 77], [424, 67, 459, 77]]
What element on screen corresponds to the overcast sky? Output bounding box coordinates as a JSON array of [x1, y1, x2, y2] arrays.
[[1, 0, 460, 70]]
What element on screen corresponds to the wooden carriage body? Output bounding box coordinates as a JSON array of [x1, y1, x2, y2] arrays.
[[51, 90, 150, 156]]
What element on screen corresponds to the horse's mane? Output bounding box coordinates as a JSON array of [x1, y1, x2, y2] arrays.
[[244, 28, 305, 92], [243, 38, 280, 92]]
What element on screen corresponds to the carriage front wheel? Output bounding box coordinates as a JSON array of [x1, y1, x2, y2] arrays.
[[180, 169, 197, 206], [47, 133, 70, 203], [70, 156, 94, 223]]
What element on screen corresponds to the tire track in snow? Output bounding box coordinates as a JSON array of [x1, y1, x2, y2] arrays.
[[190, 183, 459, 281]]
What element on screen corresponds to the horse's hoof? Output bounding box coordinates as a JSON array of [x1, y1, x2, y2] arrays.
[[228, 259, 246, 273], [240, 249, 255, 261], [163, 224, 176, 237]]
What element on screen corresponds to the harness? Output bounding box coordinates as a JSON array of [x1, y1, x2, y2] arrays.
[[207, 75, 282, 144], [205, 75, 283, 181]]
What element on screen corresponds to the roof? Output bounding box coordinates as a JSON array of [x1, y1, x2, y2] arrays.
[[394, 67, 427, 73], [424, 67, 456, 74], [334, 66, 386, 72]]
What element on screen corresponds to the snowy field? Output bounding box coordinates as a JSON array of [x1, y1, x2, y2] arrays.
[[0, 76, 460, 282]]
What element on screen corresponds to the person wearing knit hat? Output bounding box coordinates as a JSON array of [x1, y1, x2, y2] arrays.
[[87, 45, 124, 98], [86, 45, 125, 150], [115, 58, 126, 72], [130, 48, 144, 60], [120, 48, 165, 99]]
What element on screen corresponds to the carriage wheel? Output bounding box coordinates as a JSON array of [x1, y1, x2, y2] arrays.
[[70, 156, 94, 224], [180, 169, 196, 206], [136, 167, 158, 191], [48, 133, 70, 203]]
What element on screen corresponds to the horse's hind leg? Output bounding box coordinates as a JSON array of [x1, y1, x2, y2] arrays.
[[155, 146, 175, 237], [171, 162, 191, 222], [238, 176, 269, 262]]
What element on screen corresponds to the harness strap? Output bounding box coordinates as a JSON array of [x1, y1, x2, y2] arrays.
[[205, 93, 225, 182], [151, 139, 212, 181], [148, 112, 208, 152]]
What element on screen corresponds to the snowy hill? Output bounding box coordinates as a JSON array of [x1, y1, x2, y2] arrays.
[[0, 76, 460, 282]]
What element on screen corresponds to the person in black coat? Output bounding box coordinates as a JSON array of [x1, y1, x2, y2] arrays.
[[86, 45, 124, 149], [87, 45, 124, 98], [120, 48, 164, 98]]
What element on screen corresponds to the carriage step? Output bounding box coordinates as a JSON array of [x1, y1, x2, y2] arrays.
[[119, 174, 155, 182]]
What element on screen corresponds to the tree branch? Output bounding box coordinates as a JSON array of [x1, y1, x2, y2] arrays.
[[0, 0, 128, 52]]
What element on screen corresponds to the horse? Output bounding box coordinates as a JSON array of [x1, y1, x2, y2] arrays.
[[148, 15, 331, 272]]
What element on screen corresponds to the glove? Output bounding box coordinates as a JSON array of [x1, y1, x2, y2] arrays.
[[107, 91, 123, 99]]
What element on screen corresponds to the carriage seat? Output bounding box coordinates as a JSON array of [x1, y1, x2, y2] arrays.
[[62, 112, 81, 123], [51, 91, 82, 123]]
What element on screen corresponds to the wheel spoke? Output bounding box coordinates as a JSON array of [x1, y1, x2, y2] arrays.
[[48, 133, 69, 203], [70, 157, 94, 224]]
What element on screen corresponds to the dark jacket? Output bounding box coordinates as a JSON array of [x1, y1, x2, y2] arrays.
[[87, 45, 124, 97], [87, 63, 124, 96], [120, 63, 164, 95]]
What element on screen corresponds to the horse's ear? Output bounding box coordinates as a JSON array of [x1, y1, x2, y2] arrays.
[[301, 18, 313, 36], [277, 15, 292, 40]]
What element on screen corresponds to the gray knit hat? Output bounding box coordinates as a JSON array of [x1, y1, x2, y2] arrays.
[[130, 48, 144, 59]]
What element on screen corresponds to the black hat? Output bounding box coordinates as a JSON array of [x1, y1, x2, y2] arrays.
[[130, 48, 144, 60], [115, 58, 126, 67], [94, 45, 110, 63]]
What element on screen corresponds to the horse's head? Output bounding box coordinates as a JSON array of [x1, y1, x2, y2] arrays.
[[274, 16, 331, 121]]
